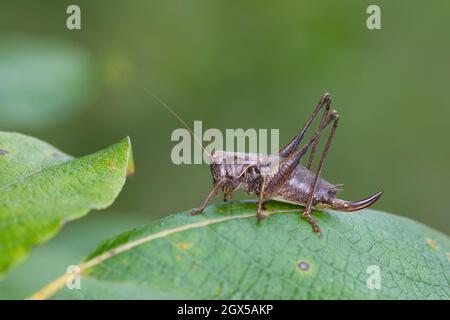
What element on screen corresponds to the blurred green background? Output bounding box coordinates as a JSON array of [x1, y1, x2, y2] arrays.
[[1, 0, 449, 299]]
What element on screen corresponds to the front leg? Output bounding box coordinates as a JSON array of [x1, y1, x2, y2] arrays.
[[190, 179, 226, 216]]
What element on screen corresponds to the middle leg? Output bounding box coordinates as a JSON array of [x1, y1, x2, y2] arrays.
[[223, 185, 233, 203], [256, 176, 267, 220]]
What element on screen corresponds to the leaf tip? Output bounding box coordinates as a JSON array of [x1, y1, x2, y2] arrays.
[[118, 136, 135, 177]]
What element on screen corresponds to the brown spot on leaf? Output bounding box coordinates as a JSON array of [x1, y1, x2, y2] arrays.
[[214, 285, 222, 296], [176, 242, 192, 251], [106, 159, 116, 170], [0, 149, 9, 155], [425, 238, 439, 250], [298, 261, 310, 271]]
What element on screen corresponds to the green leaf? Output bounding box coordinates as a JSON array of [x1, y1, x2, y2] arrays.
[[0, 132, 133, 277], [44, 201, 449, 299], [0, 34, 97, 129]]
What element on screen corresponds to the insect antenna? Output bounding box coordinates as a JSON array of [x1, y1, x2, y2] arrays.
[[140, 85, 213, 162], [140, 85, 254, 178]]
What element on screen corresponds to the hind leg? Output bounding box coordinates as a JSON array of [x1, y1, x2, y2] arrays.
[[279, 93, 331, 158], [302, 110, 340, 236]]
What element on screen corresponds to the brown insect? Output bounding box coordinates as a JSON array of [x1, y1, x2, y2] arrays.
[[190, 93, 383, 235]]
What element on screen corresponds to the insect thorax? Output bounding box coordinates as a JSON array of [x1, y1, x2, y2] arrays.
[[210, 151, 281, 194]]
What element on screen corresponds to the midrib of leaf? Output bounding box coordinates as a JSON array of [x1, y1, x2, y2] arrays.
[[0, 155, 71, 191], [0, 152, 112, 231], [0, 162, 73, 230], [0, 132, 71, 187], [29, 209, 304, 300]]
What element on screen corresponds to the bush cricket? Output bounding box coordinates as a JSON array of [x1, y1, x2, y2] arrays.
[[189, 93, 383, 236], [150, 91, 382, 236]]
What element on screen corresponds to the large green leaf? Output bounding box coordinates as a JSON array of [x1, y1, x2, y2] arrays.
[[42, 201, 449, 299], [0, 132, 133, 277]]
